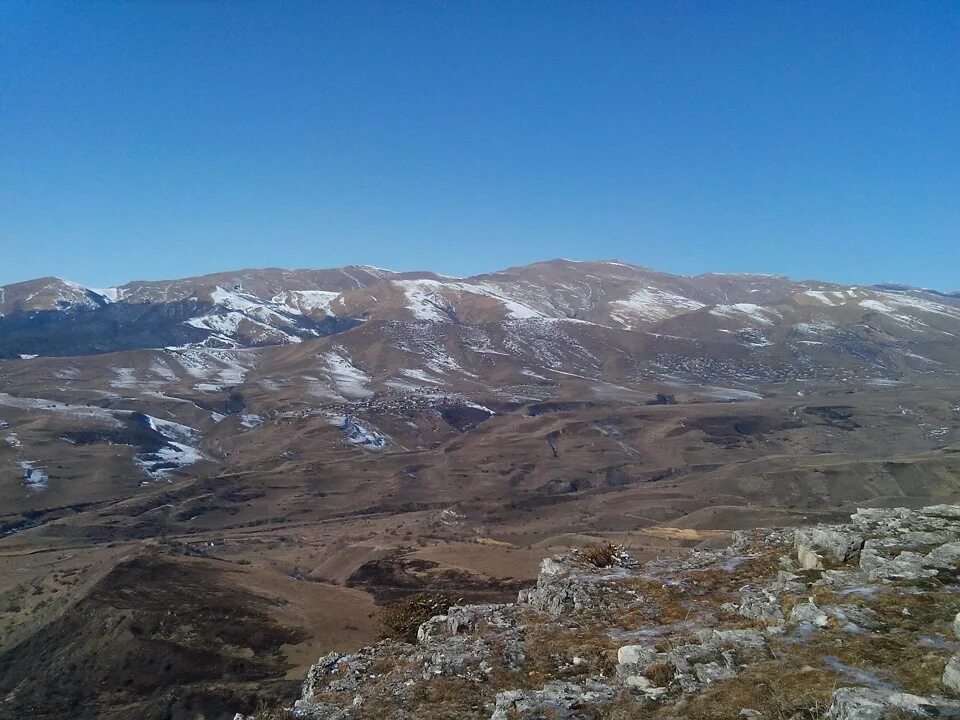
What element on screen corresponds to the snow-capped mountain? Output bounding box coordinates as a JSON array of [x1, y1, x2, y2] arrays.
[[3, 260, 960, 385]]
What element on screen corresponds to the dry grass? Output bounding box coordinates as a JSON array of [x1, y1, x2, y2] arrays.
[[686, 550, 786, 592], [250, 700, 292, 720], [518, 623, 618, 686], [619, 579, 691, 625], [340, 675, 490, 720], [676, 658, 835, 720]]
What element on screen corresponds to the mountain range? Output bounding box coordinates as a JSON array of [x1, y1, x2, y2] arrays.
[[1, 259, 959, 719]]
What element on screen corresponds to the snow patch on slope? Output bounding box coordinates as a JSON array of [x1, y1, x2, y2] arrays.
[[609, 288, 704, 326], [326, 414, 389, 449], [710, 303, 782, 326], [322, 349, 373, 398], [18, 461, 48, 491]]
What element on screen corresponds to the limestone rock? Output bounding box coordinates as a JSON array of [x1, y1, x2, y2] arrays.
[[888, 691, 960, 717], [795, 528, 864, 567], [924, 542, 960, 571], [826, 687, 890, 720], [489, 680, 616, 720], [943, 654, 960, 694]]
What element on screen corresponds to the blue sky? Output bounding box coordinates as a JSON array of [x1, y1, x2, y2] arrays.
[[1, 1, 958, 289]]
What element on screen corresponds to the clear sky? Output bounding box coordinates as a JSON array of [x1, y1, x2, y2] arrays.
[[1, 1, 958, 290]]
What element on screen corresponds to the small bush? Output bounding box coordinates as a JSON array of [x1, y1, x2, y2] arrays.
[[380, 592, 461, 643], [577, 542, 623, 568]]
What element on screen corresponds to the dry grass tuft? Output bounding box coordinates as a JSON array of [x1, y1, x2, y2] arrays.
[[643, 660, 675, 687]]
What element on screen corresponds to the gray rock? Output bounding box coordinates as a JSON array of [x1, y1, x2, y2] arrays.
[[618, 644, 657, 669], [796, 528, 864, 565], [797, 543, 824, 570], [827, 687, 889, 720], [925, 542, 960, 571], [860, 545, 937, 581], [954, 611, 960, 640], [827, 604, 883, 631], [417, 603, 515, 643], [922, 505, 960, 520], [888, 691, 960, 717], [772, 570, 807, 594], [733, 585, 785, 624], [943, 654, 960, 694], [622, 673, 670, 699], [519, 556, 621, 616], [790, 601, 829, 627], [706, 628, 770, 651], [899, 531, 953, 546], [291, 700, 355, 720], [694, 661, 736, 684], [827, 686, 960, 720], [489, 680, 617, 720], [416, 634, 491, 681]]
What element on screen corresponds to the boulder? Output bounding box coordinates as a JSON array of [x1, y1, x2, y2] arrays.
[[943, 654, 960, 694], [796, 528, 864, 566], [924, 542, 960, 571], [860, 544, 937, 581], [888, 691, 960, 717], [618, 644, 657, 669], [519, 556, 616, 616], [797, 544, 824, 570]]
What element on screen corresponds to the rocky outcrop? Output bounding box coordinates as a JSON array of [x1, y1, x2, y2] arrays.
[[795, 527, 864, 569], [244, 505, 960, 720], [489, 681, 617, 720]]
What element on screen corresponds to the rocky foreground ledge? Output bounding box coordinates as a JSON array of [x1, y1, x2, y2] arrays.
[[239, 506, 960, 720]]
